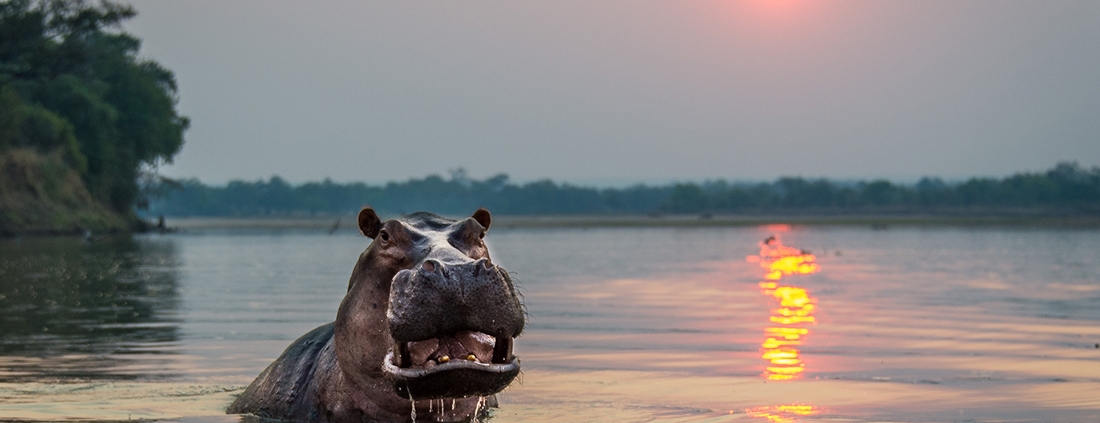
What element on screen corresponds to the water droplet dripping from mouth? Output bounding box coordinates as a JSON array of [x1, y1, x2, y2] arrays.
[[474, 396, 486, 419]]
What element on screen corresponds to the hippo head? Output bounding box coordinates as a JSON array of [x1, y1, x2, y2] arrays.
[[334, 207, 523, 414]]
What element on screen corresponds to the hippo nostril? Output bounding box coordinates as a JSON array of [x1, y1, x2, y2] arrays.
[[474, 258, 494, 271], [421, 260, 437, 273]]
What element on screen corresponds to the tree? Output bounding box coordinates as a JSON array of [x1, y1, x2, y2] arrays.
[[860, 180, 899, 206], [0, 0, 187, 214]]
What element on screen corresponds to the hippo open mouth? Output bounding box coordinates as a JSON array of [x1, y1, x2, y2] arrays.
[[383, 330, 519, 399], [382, 254, 524, 399]]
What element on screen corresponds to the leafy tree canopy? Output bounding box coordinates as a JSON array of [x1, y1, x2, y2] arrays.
[[1, 0, 188, 213]]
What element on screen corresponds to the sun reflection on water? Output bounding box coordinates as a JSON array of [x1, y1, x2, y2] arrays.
[[747, 236, 820, 381], [745, 404, 822, 423]]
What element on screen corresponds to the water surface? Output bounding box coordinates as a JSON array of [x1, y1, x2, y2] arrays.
[[1, 225, 1098, 422]]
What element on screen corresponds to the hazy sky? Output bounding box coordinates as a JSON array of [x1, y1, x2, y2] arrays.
[[123, 0, 1100, 185]]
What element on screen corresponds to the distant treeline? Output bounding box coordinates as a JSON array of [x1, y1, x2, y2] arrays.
[[146, 163, 1100, 217]]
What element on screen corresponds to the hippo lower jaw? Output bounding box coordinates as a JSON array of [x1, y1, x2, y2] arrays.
[[382, 333, 519, 399]]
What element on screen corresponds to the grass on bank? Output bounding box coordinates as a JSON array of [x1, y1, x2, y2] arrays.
[[0, 148, 128, 236]]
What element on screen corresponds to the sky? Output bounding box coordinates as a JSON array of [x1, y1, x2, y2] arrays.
[[123, 0, 1100, 186]]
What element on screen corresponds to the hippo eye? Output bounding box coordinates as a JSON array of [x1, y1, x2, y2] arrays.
[[479, 231, 486, 240], [379, 230, 390, 243]]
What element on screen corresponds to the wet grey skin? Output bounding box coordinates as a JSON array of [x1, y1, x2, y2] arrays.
[[227, 208, 524, 422]]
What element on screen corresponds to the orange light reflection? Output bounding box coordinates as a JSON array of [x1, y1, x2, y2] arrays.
[[746, 404, 822, 423], [751, 235, 819, 381]]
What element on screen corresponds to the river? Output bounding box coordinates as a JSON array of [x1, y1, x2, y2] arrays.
[[1, 223, 1098, 422]]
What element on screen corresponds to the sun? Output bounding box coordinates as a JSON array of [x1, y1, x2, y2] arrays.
[[718, 0, 822, 32], [751, 0, 805, 13], [743, 0, 817, 19]]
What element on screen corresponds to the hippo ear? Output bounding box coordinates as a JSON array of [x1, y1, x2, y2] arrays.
[[472, 208, 491, 231], [358, 207, 382, 238]]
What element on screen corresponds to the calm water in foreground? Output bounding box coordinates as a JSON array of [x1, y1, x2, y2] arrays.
[[1, 224, 1098, 422]]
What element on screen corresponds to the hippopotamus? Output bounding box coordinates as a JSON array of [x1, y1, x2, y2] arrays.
[[228, 208, 524, 422]]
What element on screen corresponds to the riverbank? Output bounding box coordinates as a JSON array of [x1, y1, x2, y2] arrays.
[[0, 149, 129, 237]]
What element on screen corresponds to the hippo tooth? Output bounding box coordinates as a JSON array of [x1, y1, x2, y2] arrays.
[[437, 355, 450, 363], [396, 342, 411, 368], [465, 354, 477, 361], [491, 337, 512, 364], [396, 338, 413, 364]]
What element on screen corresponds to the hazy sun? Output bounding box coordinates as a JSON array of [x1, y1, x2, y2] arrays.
[[721, 0, 822, 31]]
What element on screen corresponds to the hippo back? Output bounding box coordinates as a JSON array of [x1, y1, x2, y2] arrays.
[[228, 323, 336, 419]]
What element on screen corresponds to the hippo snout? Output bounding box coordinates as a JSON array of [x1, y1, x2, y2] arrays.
[[388, 260, 525, 343], [385, 259, 524, 399]]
